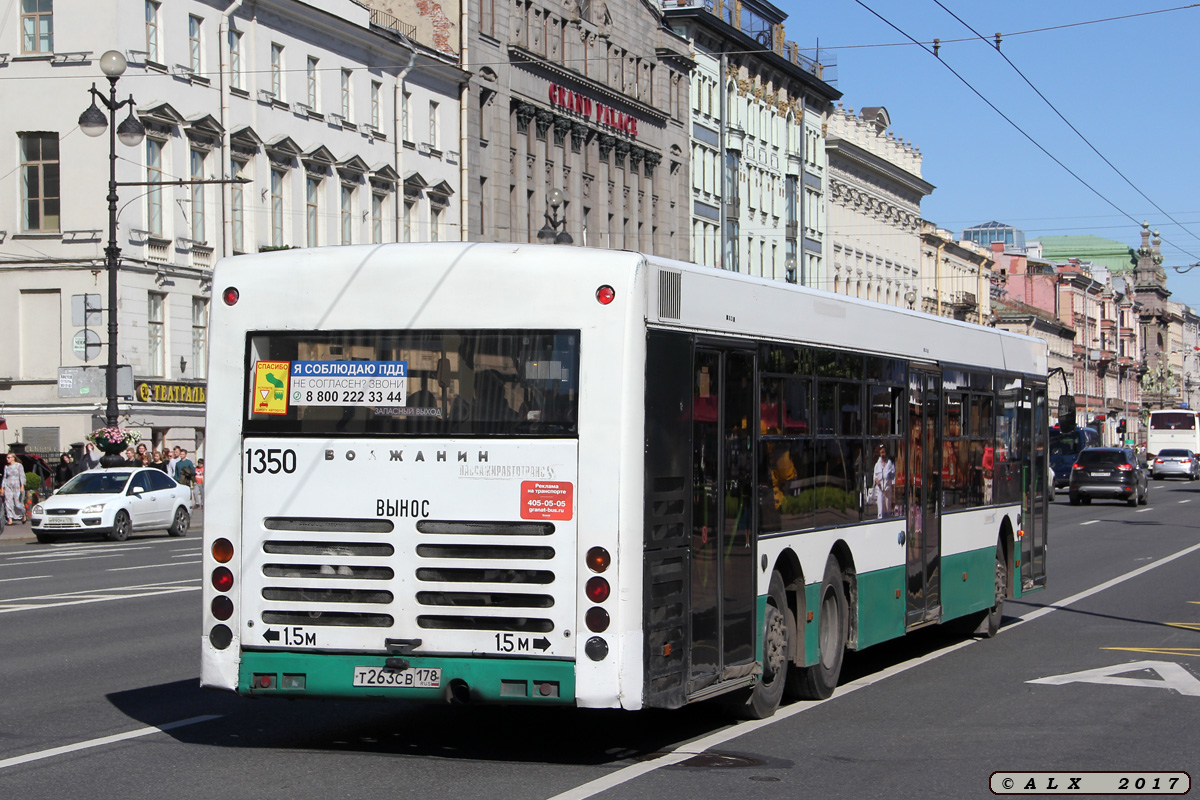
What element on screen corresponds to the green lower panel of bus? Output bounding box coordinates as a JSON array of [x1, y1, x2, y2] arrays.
[[238, 651, 576, 705], [795, 549, 1000, 659], [940, 547, 1001, 621], [853, 566, 907, 650]]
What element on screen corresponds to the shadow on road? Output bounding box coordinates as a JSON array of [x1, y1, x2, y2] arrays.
[[105, 678, 741, 766]]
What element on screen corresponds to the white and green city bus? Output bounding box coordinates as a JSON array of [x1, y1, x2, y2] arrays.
[[201, 243, 1049, 718]]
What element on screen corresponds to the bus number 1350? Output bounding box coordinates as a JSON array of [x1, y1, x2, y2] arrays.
[[246, 448, 297, 475]]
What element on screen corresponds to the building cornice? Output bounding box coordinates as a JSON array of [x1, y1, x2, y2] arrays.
[[507, 46, 670, 124], [826, 137, 934, 198], [663, 7, 841, 102]]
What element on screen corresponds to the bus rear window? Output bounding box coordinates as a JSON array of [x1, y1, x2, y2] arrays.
[[1150, 412, 1196, 430], [244, 330, 579, 437]]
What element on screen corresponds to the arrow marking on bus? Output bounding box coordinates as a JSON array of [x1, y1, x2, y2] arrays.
[[533, 637, 551, 651], [264, 629, 280, 642]]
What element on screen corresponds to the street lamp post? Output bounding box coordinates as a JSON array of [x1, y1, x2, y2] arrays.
[[78, 50, 145, 428], [536, 188, 573, 245]]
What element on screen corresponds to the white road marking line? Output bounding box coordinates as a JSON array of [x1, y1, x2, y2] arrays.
[[1136, 507, 1153, 513], [171, 552, 201, 558], [545, 539, 1200, 800], [1005, 540, 1200, 629], [108, 560, 201, 571], [0, 586, 200, 613], [22, 545, 154, 557], [0, 578, 201, 613], [0, 554, 124, 565], [0, 715, 223, 772], [0, 575, 51, 584], [1081, 520, 1099, 526], [1180, 499, 1192, 504]]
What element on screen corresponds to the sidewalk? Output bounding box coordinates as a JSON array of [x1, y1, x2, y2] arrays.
[[0, 507, 205, 547]]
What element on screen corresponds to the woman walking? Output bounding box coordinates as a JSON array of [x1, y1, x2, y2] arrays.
[[3, 453, 27, 524]]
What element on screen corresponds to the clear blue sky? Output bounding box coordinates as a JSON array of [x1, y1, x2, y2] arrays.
[[777, 1, 1200, 307]]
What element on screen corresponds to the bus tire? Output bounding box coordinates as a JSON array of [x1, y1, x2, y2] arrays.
[[724, 571, 790, 720], [972, 543, 1007, 638], [789, 557, 847, 701]]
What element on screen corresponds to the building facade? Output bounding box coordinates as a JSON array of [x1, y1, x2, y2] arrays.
[[825, 105, 931, 304], [462, 0, 693, 256], [663, 0, 839, 282], [992, 239, 1144, 440], [919, 223, 994, 325], [0, 0, 463, 459]]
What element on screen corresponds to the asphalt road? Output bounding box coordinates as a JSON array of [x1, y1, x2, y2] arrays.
[[1, 486, 1197, 800]]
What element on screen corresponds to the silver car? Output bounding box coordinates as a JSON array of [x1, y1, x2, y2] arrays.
[[1151, 448, 1200, 481]]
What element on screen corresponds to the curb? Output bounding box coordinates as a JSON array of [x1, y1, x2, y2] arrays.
[[0, 524, 37, 546]]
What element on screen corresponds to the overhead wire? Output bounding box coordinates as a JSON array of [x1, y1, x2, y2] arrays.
[[930, 0, 1200, 255], [850, 0, 1200, 265]]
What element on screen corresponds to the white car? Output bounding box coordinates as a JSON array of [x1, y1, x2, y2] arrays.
[[31, 467, 193, 543]]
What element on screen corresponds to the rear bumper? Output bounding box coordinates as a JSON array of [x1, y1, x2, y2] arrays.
[[237, 650, 576, 705], [1071, 483, 1136, 498], [1152, 466, 1191, 478]]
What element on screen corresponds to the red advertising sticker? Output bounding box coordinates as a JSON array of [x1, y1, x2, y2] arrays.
[[521, 481, 574, 520]]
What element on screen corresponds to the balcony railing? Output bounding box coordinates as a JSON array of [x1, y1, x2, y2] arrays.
[[370, 8, 416, 40]]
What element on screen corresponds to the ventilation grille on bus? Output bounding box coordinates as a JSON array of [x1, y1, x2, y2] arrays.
[[254, 517, 560, 635], [259, 535, 395, 628], [414, 520, 557, 633], [658, 269, 682, 320]]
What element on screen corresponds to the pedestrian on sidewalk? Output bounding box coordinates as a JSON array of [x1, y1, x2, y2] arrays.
[[80, 443, 101, 472], [54, 453, 75, 491], [4, 453, 27, 524], [175, 449, 195, 492], [193, 459, 204, 508]]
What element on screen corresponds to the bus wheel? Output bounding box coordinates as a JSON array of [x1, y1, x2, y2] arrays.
[[789, 557, 847, 700], [725, 572, 790, 720], [966, 544, 1007, 638]]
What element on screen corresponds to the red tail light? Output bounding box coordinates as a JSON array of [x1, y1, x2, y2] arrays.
[[212, 567, 234, 592], [585, 576, 610, 603], [1072, 463, 1084, 470], [1154, 459, 1164, 464], [1116, 463, 1133, 471]]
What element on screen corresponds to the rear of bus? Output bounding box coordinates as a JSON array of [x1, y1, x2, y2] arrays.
[[1147, 410, 1200, 458], [200, 243, 645, 708]]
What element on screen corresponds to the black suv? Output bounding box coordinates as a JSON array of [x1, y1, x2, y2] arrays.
[[1068, 447, 1148, 507]]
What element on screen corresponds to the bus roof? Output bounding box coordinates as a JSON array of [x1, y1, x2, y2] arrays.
[[213, 243, 1045, 377]]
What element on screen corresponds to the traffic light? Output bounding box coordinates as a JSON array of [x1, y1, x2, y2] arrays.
[[1117, 419, 1127, 435]]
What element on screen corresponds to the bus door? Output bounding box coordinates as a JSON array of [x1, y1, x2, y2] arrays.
[[906, 368, 942, 627], [1022, 383, 1049, 590], [689, 347, 757, 692]]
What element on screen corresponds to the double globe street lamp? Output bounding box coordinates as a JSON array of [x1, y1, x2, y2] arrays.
[[78, 50, 146, 428]]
